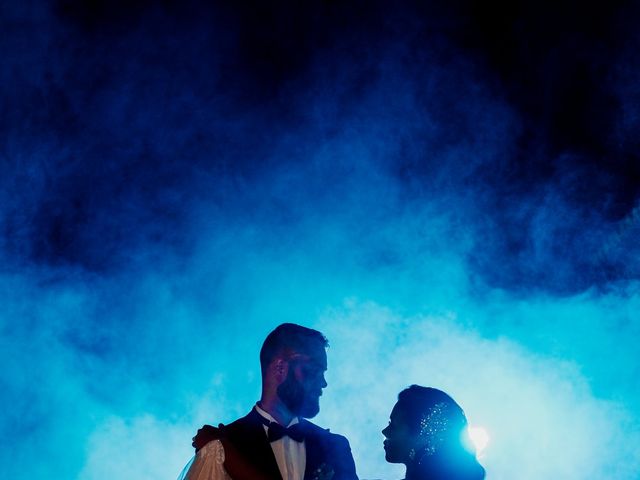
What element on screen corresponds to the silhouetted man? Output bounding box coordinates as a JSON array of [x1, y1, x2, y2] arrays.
[[184, 323, 358, 480]]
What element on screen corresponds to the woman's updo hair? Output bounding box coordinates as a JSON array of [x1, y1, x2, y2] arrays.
[[396, 386, 485, 479], [396, 385, 468, 437]]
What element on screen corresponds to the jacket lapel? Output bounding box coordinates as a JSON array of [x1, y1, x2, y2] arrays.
[[301, 421, 326, 480]]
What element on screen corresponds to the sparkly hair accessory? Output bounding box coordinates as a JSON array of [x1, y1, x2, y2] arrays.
[[416, 401, 450, 459]]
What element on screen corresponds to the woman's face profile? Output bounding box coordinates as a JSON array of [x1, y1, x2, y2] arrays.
[[381, 402, 415, 464]]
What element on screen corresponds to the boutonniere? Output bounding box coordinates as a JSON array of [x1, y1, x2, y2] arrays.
[[310, 462, 334, 480]]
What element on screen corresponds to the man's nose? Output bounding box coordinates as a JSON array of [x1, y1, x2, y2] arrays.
[[320, 374, 328, 388]]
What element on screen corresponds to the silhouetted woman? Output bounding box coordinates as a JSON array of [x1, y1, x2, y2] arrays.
[[382, 385, 485, 480]]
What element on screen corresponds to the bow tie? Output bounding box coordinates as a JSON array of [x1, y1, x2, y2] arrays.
[[265, 421, 306, 443]]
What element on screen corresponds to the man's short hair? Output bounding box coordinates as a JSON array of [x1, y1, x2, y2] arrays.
[[260, 323, 328, 374]]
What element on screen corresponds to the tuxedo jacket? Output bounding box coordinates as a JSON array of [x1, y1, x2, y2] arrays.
[[223, 409, 358, 480]]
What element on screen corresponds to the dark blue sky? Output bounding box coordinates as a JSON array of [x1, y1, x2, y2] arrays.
[[4, 0, 639, 291], [2, 1, 639, 479]]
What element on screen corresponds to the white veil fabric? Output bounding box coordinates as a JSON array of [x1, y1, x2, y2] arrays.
[[176, 455, 195, 480]]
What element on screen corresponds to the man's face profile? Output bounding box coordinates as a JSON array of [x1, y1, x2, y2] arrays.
[[277, 348, 328, 418]]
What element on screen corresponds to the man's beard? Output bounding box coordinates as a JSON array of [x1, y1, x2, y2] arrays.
[[277, 370, 320, 418]]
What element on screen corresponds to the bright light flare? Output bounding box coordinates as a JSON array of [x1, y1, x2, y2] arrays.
[[468, 426, 489, 457]]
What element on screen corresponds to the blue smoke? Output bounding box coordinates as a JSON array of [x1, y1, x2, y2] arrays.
[[1, 2, 639, 479]]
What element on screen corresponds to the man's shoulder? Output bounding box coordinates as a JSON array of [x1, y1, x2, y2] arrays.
[[223, 410, 260, 432], [299, 419, 350, 443], [299, 418, 329, 434]]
